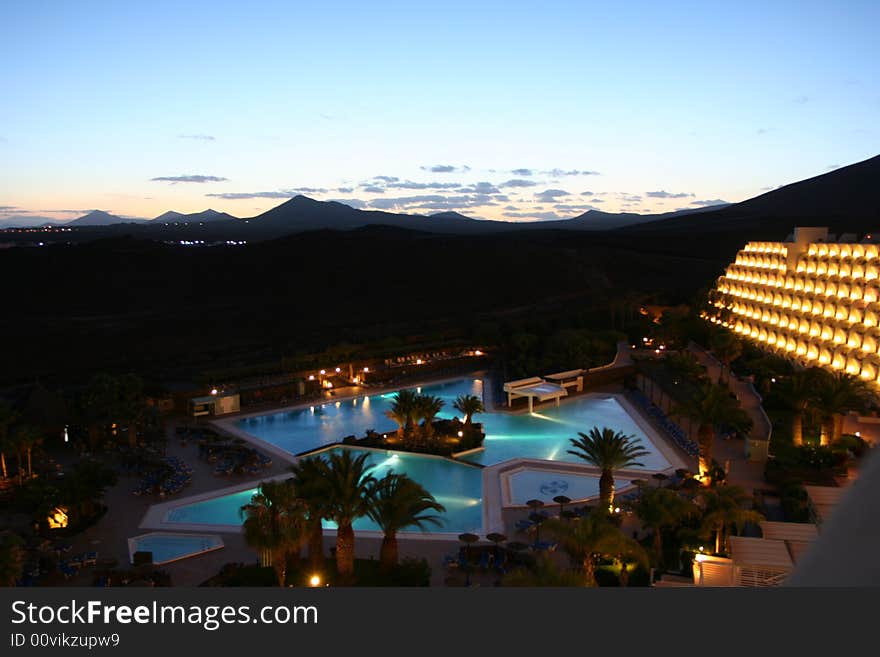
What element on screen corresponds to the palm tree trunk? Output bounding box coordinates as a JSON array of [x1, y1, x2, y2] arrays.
[[791, 412, 804, 446], [653, 528, 663, 566], [820, 418, 833, 446], [582, 556, 597, 586], [619, 562, 629, 587], [336, 523, 355, 580], [380, 533, 398, 573], [599, 469, 615, 511], [832, 414, 845, 444], [273, 549, 287, 587], [16, 451, 23, 484], [715, 526, 722, 555], [308, 521, 324, 572], [26, 448, 32, 478], [698, 424, 714, 482], [0, 452, 6, 479]]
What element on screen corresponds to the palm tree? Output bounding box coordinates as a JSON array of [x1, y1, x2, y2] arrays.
[[567, 426, 650, 511], [0, 531, 25, 586], [673, 383, 752, 483], [632, 486, 699, 566], [612, 536, 649, 587], [698, 485, 764, 555], [543, 511, 636, 586], [415, 395, 444, 441], [776, 370, 819, 446], [14, 424, 42, 479], [366, 473, 445, 573], [384, 390, 419, 439], [709, 330, 743, 383], [812, 371, 874, 445], [453, 394, 485, 425], [321, 449, 376, 581], [289, 456, 331, 572], [0, 401, 19, 480], [240, 479, 307, 586]]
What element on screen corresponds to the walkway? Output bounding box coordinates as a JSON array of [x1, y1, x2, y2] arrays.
[[687, 341, 771, 493]]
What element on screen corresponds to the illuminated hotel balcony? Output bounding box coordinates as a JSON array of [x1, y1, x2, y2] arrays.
[[706, 227, 880, 385]]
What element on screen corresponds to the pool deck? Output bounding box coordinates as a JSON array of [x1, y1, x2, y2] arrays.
[[57, 372, 700, 586]]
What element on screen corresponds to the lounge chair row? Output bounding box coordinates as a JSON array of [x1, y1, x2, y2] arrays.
[[629, 389, 700, 458]]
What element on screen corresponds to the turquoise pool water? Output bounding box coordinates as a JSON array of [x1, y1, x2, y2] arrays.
[[128, 533, 223, 565], [506, 470, 622, 506], [165, 447, 484, 534], [235, 378, 669, 470]]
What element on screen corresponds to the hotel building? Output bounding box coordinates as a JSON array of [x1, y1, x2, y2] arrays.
[[706, 226, 880, 384]]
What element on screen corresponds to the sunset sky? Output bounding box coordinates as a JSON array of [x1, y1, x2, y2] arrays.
[[1, 0, 878, 223]]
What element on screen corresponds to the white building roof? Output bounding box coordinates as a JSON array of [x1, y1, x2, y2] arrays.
[[729, 536, 794, 570]]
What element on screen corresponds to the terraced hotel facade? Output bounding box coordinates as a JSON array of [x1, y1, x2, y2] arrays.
[[706, 226, 880, 384]]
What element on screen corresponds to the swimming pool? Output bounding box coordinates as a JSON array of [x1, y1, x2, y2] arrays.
[[164, 447, 484, 535], [234, 378, 670, 470], [504, 469, 621, 506], [128, 532, 224, 565]]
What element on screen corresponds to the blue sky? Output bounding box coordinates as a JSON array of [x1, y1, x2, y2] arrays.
[[1, 0, 878, 222]]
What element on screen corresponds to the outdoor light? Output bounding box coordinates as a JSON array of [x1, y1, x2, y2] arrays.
[[458, 431, 463, 437], [475, 350, 483, 356], [63, 425, 69, 444], [309, 574, 322, 587], [614, 507, 620, 514], [363, 367, 369, 372], [308, 375, 315, 380], [335, 367, 341, 373], [320, 369, 326, 375], [416, 358, 423, 364], [211, 388, 218, 395]]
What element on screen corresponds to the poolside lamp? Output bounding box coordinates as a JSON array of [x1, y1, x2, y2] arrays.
[[309, 574, 322, 587]]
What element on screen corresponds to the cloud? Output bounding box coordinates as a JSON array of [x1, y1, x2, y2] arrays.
[[0, 205, 20, 212], [178, 134, 215, 141], [336, 187, 354, 193], [645, 190, 694, 199], [420, 164, 471, 173], [500, 178, 538, 188], [756, 128, 771, 135], [502, 210, 562, 221], [580, 191, 594, 196], [552, 203, 602, 213], [534, 189, 571, 202], [793, 95, 810, 104], [462, 181, 500, 194], [387, 180, 462, 190], [373, 175, 399, 183], [361, 185, 385, 193], [368, 193, 498, 212], [151, 175, 228, 184], [827, 164, 840, 170], [690, 198, 728, 207], [544, 168, 600, 177], [291, 187, 328, 194], [206, 191, 294, 200], [510, 168, 534, 176], [328, 198, 368, 209], [619, 194, 642, 202]]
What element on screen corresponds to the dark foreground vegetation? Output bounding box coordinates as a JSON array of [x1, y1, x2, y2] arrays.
[[0, 226, 722, 390]]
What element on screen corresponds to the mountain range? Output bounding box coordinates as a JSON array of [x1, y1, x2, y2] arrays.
[[2, 154, 878, 240]]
